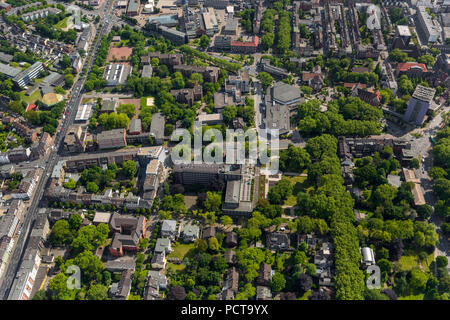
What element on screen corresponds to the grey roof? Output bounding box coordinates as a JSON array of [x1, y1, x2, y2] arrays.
[[142, 64, 153, 78], [272, 82, 302, 104], [105, 259, 136, 272], [127, 0, 139, 12], [129, 118, 142, 133], [101, 98, 117, 112], [154, 238, 171, 253], [0, 52, 13, 63], [265, 102, 290, 133], [161, 220, 177, 233], [0, 62, 21, 78], [183, 225, 199, 238], [224, 18, 238, 32], [150, 113, 165, 140], [412, 85, 436, 102], [225, 180, 240, 204]]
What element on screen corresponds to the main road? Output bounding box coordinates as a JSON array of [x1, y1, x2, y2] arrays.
[[0, 0, 115, 299]]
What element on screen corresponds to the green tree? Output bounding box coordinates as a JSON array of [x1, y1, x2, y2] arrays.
[[257, 72, 274, 91], [86, 284, 109, 300], [65, 73, 74, 87], [270, 272, 286, 292], [116, 103, 137, 118], [69, 214, 83, 230], [122, 160, 137, 178], [199, 34, 210, 50], [220, 215, 233, 226], [86, 182, 99, 193], [203, 191, 222, 213], [48, 273, 76, 300], [64, 178, 77, 190], [222, 105, 237, 124], [49, 220, 73, 246], [208, 237, 220, 252]]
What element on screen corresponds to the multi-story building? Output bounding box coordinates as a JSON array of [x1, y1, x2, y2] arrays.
[[202, 7, 219, 36], [173, 65, 219, 83], [7, 213, 49, 300], [63, 125, 86, 153], [403, 85, 436, 125], [415, 6, 442, 44], [21, 8, 61, 22], [109, 213, 147, 256], [97, 129, 127, 150], [126, 0, 140, 16], [170, 85, 203, 106], [230, 36, 259, 53], [141, 52, 183, 66], [13, 62, 44, 88]]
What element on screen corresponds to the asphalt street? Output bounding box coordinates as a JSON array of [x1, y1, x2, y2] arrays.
[[0, 0, 115, 299]]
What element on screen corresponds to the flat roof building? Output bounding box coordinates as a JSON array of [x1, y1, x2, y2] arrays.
[[416, 6, 442, 43], [103, 64, 132, 86], [0, 62, 21, 79], [13, 61, 44, 87], [126, 0, 139, 16], [75, 104, 93, 122], [97, 129, 127, 150], [271, 81, 302, 106], [150, 113, 165, 145]]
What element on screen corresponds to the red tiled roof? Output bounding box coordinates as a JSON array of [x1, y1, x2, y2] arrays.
[[343, 83, 367, 89], [26, 104, 38, 112], [397, 62, 428, 72], [231, 36, 259, 47]]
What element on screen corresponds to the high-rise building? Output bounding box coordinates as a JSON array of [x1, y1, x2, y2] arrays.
[[403, 85, 436, 125]]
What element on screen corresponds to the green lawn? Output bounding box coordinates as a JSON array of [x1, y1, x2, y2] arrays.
[[282, 176, 308, 206], [167, 263, 186, 273], [397, 252, 434, 272], [20, 90, 42, 104], [54, 17, 69, 29], [299, 290, 312, 300], [398, 293, 424, 300], [168, 243, 195, 260]]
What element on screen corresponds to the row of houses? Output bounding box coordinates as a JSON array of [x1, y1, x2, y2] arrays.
[[1, 132, 53, 164], [7, 212, 50, 300], [0, 25, 73, 57]]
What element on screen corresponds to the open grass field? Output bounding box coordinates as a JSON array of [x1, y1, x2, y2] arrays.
[[20, 90, 42, 104], [397, 251, 434, 272], [54, 16, 69, 29], [167, 263, 186, 273], [168, 243, 195, 260]]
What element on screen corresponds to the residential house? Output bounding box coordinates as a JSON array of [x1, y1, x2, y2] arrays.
[[202, 226, 215, 240], [182, 225, 199, 242], [257, 263, 273, 286], [266, 232, 291, 251], [110, 269, 133, 300], [256, 286, 272, 300], [161, 220, 177, 240], [225, 232, 238, 247]]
